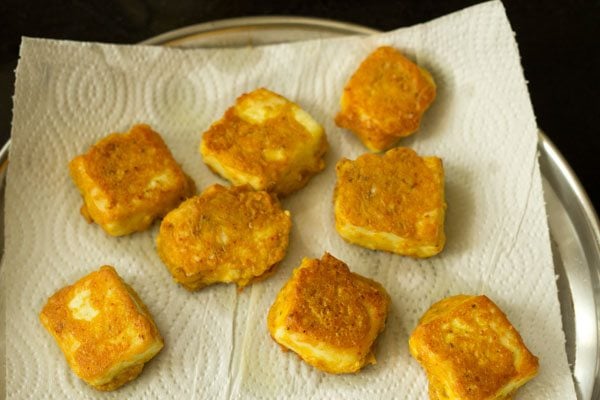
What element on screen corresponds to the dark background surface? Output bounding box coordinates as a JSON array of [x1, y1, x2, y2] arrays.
[[1, 0, 599, 213]]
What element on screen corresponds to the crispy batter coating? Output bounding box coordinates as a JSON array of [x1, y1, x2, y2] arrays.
[[69, 124, 195, 236], [335, 46, 436, 151], [200, 88, 328, 196], [409, 295, 539, 400], [267, 253, 390, 374], [39, 266, 164, 391], [334, 147, 446, 258], [156, 184, 291, 290]]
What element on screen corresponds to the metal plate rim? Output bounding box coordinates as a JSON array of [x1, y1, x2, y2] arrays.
[[138, 16, 378, 46], [539, 134, 600, 241]]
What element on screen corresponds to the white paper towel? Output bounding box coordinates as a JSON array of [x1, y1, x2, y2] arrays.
[[2, 1, 576, 398]]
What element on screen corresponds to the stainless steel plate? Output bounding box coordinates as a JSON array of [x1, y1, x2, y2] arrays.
[[2, 16, 599, 399]]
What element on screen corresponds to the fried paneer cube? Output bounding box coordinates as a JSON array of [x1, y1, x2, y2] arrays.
[[39, 266, 164, 391], [200, 88, 328, 196], [69, 124, 195, 236], [334, 147, 446, 258], [335, 46, 436, 151], [156, 184, 291, 290], [409, 295, 539, 400], [267, 253, 390, 374]]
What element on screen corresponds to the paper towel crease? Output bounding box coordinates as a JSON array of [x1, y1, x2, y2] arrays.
[[2, 1, 576, 398]]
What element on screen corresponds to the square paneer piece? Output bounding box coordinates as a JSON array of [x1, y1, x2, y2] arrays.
[[267, 253, 390, 374], [409, 295, 539, 400], [335, 46, 436, 152], [69, 124, 195, 236], [334, 147, 446, 258], [156, 184, 292, 290], [200, 88, 328, 196], [39, 266, 164, 391]]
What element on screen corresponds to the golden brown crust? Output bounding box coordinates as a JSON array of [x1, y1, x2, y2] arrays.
[[267, 253, 390, 374], [334, 147, 446, 258], [409, 295, 539, 400], [93, 364, 144, 392], [335, 46, 436, 151], [200, 88, 328, 196], [39, 266, 164, 391], [69, 124, 195, 236], [156, 184, 292, 290]]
